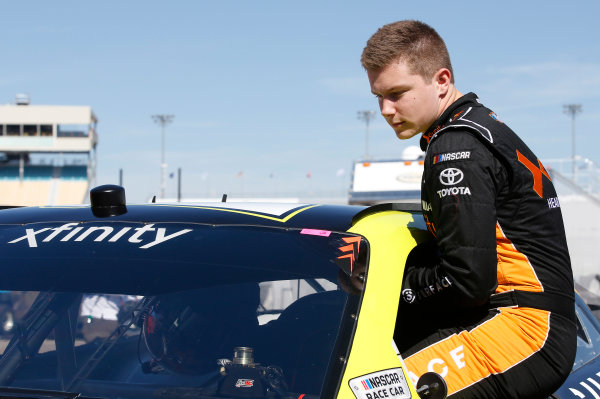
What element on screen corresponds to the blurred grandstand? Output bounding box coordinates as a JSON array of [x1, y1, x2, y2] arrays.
[[0, 95, 97, 206], [546, 158, 600, 296]]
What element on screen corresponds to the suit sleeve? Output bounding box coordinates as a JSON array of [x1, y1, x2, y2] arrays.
[[403, 130, 506, 307]]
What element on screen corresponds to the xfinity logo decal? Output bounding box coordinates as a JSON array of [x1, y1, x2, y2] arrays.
[[8, 223, 192, 249], [439, 168, 464, 185]]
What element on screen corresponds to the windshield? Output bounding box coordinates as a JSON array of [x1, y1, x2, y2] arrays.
[[0, 221, 366, 399]]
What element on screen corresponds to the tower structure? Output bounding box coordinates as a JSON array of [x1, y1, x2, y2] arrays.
[[152, 114, 174, 199], [563, 103, 582, 183], [357, 110, 377, 160]]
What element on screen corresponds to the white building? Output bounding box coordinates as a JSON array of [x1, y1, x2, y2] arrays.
[[0, 95, 97, 206]]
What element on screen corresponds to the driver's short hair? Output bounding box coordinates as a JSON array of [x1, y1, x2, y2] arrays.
[[361, 20, 454, 84]]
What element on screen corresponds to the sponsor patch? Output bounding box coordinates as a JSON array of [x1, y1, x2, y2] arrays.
[[349, 368, 411, 399], [421, 200, 432, 212], [547, 196, 561, 209], [432, 151, 471, 164], [235, 379, 254, 388], [402, 276, 452, 305], [437, 187, 472, 198], [7, 223, 192, 249], [418, 276, 452, 299], [489, 112, 503, 123], [439, 168, 464, 186], [402, 289, 416, 304]]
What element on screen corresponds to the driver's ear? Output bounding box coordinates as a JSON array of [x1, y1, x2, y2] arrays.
[[434, 68, 452, 96]]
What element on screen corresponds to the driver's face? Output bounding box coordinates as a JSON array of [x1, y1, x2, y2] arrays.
[[368, 60, 442, 140]]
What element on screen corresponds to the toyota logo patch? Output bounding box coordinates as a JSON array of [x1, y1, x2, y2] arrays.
[[439, 168, 464, 185]]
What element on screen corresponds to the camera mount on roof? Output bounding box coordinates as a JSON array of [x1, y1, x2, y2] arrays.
[[90, 184, 127, 217]]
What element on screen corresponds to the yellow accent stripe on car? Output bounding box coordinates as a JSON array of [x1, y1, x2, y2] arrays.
[[337, 210, 420, 398], [39, 206, 88, 209], [151, 204, 320, 223]]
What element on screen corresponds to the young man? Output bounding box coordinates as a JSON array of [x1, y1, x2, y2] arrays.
[[361, 20, 577, 398]]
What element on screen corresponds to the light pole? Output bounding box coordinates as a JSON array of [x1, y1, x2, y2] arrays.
[[152, 114, 174, 199], [563, 104, 582, 183], [357, 110, 377, 160]]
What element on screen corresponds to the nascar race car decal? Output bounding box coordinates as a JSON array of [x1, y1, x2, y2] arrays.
[[349, 368, 411, 399]]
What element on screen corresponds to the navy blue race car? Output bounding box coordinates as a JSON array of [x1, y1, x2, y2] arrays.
[[0, 185, 594, 399]]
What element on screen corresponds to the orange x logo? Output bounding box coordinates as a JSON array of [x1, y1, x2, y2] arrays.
[[337, 237, 361, 272], [516, 150, 551, 198]]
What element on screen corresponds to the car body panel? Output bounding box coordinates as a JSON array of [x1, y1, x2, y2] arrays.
[[340, 210, 420, 398], [551, 292, 600, 399], [0, 202, 373, 398]]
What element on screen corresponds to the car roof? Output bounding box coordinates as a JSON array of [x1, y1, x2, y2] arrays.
[[0, 202, 369, 232], [0, 199, 425, 294], [0, 202, 376, 294]]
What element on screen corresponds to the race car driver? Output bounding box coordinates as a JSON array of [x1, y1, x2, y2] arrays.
[[361, 20, 577, 398]]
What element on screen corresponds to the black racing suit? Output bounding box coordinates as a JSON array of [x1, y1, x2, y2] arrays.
[[397, 93, 577, 398]]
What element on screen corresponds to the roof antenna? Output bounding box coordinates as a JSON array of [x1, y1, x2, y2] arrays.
[[221, 194, 227, 202], [151, 196, 156, 203]]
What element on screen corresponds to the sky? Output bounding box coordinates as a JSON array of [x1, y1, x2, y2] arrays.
[[0, 1, 598, 202]]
